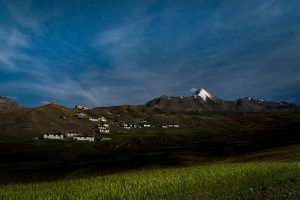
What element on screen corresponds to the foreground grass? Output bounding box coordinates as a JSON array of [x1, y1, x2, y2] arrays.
[[0, 163, 300, 200]]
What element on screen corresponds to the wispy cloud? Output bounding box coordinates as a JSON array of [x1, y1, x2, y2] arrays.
[[3, 0, 56, 32], [0, 29, 31, 70], [0, 28, 97, 106], [1, 0, 300, 106], [90, 0, 300, 104]]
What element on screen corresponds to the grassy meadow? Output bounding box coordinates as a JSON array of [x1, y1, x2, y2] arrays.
[[1, 162, 300, 200], [1, 108, 300, 198]]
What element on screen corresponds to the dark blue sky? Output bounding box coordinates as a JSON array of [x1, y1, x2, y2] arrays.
[[0, 0, 300, 107]]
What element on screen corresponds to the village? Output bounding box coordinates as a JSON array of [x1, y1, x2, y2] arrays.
[[42, 105, 181, 142]]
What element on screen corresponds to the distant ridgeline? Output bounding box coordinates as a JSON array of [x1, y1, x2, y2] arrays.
[[0, 96, 21, 109], [0, 88, 299, 112], [0, 89, 299, 139], [145, 88, 299, 113]]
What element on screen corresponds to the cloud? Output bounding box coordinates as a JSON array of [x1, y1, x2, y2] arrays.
[[10, 78, 114, 107], [4, 0, 45, 32], [0, 29, 31, 70], [3, 0, 59, 33], [6, 30, 30, 47], [0, 29, 104, 107], [90, 0, 300, 104], [0, 29, 88, 106], [1, 0, 300, 107], [4, 0, 43, 31]]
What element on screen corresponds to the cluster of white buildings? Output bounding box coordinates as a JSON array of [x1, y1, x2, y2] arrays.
[[66, 132, 95, 142], [44, 103, 184, 143], [119, 121, 181, 129], [43, 133, 64, 140], [89, 117, 108, 122], [121, 123, 137, 129], [44, 132, 95, 142], [75, 105, 92, 110], [43, 132, 113, 142], [119, 121, 151, 129], [161, 125, 180, 128], [89, 118, 101, 122], [74, 108, 109, 125], [76, 135, 95, 142], [75, 112, 87, 119], [96, 123, 110, 134]]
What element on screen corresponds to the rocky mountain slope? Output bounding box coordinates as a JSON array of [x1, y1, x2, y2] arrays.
[[0, 97, 21, 109], [145, 88, 298, 113]]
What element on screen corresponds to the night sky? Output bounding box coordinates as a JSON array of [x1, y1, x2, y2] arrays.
[[0, 0, 300, 107]]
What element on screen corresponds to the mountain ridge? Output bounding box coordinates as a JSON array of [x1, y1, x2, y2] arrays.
[[145, 88, 298, 113], [0, 88, 298, 112], [0, 89, 299, 139]]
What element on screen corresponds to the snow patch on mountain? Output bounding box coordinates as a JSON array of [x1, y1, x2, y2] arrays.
[[193, 89, 213, 101]]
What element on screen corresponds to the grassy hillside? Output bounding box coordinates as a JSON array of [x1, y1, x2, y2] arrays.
[[0, 108, 300, 184], [1, 104, 300, 186], [0, 104, 96, 139], [0, 162, 300, 200], [1, 103, 299, 140]]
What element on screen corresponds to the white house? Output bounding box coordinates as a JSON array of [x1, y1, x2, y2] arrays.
[[97, 123, 110, 134], [75, 105, 92, 110], [140, 121, 151, 128], [89, 117, 107, 122], [100, 117, 107, 122], [99, 128, 110, 134], [75, 105, 84, 109], [141, 124, 151, 128], [76, 135, 94, 142], [75, 112, 87, 118], [66, 132, 78, 139], [44, 133, 64, 140], [89, 118, 101, 122], [121, 124, 131, 129]]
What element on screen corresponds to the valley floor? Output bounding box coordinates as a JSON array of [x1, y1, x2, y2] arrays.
[[0, 110, 299, 198], [0, 162, 300, 200], [1, 143, 300, 187]]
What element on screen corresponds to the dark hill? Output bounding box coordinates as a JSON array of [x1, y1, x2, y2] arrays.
[[0, 92, 300, 184], [0, 89, 299, 139], [0, 103, 95, 139]]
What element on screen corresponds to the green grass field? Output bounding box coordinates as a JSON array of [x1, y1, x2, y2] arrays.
[[1, 162, 300, 200]]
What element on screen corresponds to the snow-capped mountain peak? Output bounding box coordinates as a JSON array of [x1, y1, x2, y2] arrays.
[[193, 89, 213, 101]]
